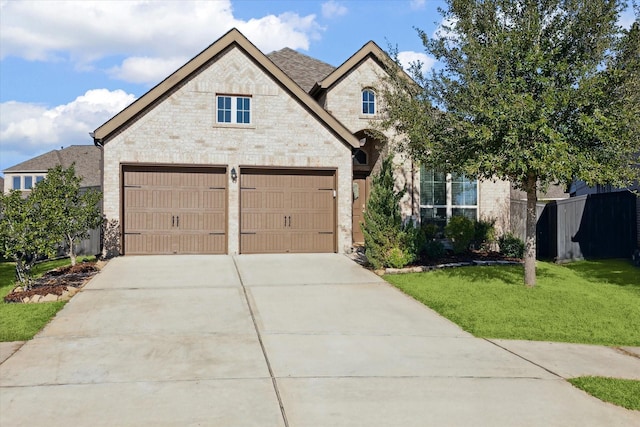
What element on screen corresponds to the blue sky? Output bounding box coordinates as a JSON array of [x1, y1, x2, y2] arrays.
[[0, 0, 447, 174], [0, 1, 636, 175]]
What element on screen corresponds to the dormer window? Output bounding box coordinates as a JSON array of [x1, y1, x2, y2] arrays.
[[362, 89, 376, 115]]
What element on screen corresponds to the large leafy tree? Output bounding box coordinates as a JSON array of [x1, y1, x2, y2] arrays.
[[382, 0, 639, 286], [31, 164, 102, 266]]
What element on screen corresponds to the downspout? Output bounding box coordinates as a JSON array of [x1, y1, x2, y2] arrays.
[[90, 132, 105, 257]]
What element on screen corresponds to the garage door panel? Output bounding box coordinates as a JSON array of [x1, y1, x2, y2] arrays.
[[203, 213, 226, 233], [203, 190, 225, 209], [151, 190, 173, 209], [125, 233, 174, 255], [240, 169, 336, 254], [290, 213, 333, 231], [123, 167, 227, 255], [177, 191, 201, 210], [124, 188, 148, 208], [290, 232, 334, 253], [241, 233, 288, 254]]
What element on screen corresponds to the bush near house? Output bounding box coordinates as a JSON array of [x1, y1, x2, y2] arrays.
[[444, 216, 475, 254], [362, 156, 422, 269], [499, 233, 525, 258]]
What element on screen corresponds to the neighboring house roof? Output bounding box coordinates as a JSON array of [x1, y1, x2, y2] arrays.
[[3, 145, 101, 187], [266, 47, 336, 92], [93, 28, 359, 149]]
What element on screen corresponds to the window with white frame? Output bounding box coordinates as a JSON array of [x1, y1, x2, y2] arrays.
[[217, 95, 251, 124], [24, 176, 33, 189], [420, 167, 478, 228], [362, 89, 375, 115], [12, 176, 21, 190]]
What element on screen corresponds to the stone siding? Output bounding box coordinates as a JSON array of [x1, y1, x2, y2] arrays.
[[103, 46, 353, 255]]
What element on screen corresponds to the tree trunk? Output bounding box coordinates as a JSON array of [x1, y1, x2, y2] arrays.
[[524, 175, 537, 287], [68, 234, 77, 266]]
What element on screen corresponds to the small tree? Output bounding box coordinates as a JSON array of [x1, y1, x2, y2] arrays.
[[0, 191, 60, 288], [362, 156, 418, 269], [31, 165, 102, 266]]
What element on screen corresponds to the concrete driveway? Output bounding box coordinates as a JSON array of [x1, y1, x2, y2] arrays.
[[1, 254, 638, 426]]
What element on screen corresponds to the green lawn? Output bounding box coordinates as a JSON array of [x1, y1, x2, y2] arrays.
[[0, 258, 72, 342], [384, 259, 640, 346], [568, 377, 640, 411]]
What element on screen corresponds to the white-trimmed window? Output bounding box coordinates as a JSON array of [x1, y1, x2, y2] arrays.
[[24, 176, 33, 190], [12, 176, 21, 190], [217, 95, 251, 124], [362, 89, 376, 115], [420, 167, 478, 228]]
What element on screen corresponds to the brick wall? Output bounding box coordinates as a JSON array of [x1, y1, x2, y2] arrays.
[[103, 47, 353, 255]]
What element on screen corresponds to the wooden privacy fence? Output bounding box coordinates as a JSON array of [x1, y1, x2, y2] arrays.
[[511, 191, 638, 262]]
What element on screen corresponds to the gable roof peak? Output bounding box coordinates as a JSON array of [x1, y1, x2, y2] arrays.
[[93, 28, 358, 149]]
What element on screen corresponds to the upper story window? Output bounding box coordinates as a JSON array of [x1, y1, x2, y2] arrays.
[[217, 95, 251, 124], [24, 176, 33, 190], [362, 89, 376, 115], [13, 176, 21, 190]]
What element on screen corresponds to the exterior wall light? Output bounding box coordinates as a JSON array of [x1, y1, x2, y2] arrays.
[[231, 167, 238, 183]]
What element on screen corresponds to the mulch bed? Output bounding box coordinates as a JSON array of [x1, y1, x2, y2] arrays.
[[414, 250, 522, 266], [3, 262, 99, 303]]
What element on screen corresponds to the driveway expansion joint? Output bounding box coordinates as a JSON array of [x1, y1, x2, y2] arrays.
[[485, 338, 564, 379], [232, 256, 290, 427]]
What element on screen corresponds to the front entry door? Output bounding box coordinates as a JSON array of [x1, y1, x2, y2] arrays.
[[352, 176, 371, 244]]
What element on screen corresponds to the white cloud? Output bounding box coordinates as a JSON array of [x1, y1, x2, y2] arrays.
[[410, 0, 426, 10], [0, 0, 322, 84], [322, 1, 348, 19], [108, 56, 190, 84], [0, 89, 136, 160], [397, 51, 436, 72]]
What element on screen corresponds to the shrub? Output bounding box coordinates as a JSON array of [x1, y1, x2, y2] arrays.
[[386, 246, 413, 268], [421, 222, 440, 240], [499, 232, 525, 258], [362, 156, 419, 269], [403, 220, 425, 262], [423, 239, 446, 259], [444, 216, 475, 254], [473, 218, 496, 250]]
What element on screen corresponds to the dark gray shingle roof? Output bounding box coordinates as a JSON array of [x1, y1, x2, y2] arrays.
[[3, 145, 101, 187], [267, 48, 336, 92]]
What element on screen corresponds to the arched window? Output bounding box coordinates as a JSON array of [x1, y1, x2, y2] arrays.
[[362, 89, 375, 115]]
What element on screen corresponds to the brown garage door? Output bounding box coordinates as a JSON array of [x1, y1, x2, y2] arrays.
[[123, 166, 227, 255], [240, 169, 336, 253]]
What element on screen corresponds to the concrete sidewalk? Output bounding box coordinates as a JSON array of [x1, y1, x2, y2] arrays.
[[1, 254, 638, 426]]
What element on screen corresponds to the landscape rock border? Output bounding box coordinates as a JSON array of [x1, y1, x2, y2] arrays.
[[381, 260, 524, 275], [4, 260, 107, 304]]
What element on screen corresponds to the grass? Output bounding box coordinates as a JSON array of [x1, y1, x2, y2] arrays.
[[568, 377, 640, 411], [384, 259, 640, 346], [0, 258, 72, 342]]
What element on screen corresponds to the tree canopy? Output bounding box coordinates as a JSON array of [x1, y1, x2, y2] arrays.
[[381, 0, 639, 286], [0, 164, 102, 287]]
